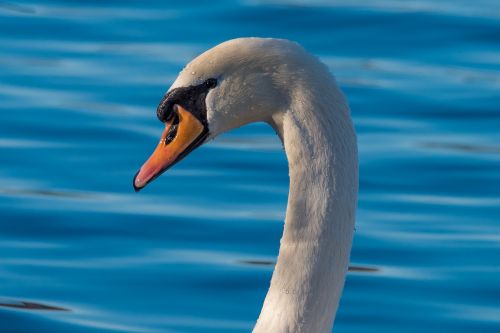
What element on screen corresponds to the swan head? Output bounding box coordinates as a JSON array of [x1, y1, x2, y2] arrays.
[[133, 38, 313, 191]]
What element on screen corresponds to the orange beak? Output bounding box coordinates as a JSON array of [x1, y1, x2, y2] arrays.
[[133, 105, 207, 192]]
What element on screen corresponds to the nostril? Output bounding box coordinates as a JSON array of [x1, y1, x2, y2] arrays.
[[165, 110, 180, 145]]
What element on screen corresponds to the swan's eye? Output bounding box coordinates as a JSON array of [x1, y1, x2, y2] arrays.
[[205, 78, 217, 89], [164, 108, 180, 145]]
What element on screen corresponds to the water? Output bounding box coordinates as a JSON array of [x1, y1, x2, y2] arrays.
[[1, 0, 499, 332]]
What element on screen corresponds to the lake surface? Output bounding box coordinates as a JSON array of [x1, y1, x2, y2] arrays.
[[1, 0, 500, 332]]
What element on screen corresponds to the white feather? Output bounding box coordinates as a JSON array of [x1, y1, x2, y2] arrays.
[[169, 38, 358, 333]]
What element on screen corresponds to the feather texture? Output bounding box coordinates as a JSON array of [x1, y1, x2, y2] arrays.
[[168, 38, 358, 333]]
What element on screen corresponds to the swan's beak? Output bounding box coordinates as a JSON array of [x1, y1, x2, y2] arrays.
[[133, 105, 207, 192]]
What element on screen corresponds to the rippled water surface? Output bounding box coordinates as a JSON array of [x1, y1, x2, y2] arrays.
[[1, 1, 500, 332]]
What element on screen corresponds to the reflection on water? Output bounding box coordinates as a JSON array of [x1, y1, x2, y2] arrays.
[[421, 142, 500, 154], [0, 298, 68, 311], [0, 0, 499, 332], [0, 1, 36, 14], [238, 260, 380, 274], [0, 188, 93, 199]]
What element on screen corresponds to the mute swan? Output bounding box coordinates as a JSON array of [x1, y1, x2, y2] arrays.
[[133, 38, 358, 333]]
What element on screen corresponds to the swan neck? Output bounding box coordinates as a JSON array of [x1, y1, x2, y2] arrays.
[[253, 102, 358, 333]]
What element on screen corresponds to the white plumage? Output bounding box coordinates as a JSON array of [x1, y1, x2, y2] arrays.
[[168, 38, 358, 333]]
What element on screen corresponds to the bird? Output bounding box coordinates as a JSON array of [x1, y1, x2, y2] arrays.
[[133, 38, 358, 333]]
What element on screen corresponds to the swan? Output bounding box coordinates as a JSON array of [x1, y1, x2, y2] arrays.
[[133, 38, 358, 333]]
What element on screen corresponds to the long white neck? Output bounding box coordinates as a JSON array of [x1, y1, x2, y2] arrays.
[[253, 81, 358, 333]]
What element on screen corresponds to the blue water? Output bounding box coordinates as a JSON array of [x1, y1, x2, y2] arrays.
[[1, 0, 500, 332]]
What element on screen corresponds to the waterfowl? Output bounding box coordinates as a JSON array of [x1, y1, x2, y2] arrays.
[[134, 38, 358, 333]]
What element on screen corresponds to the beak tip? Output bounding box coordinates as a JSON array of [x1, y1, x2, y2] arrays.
[[133, 170, 143, 193]]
